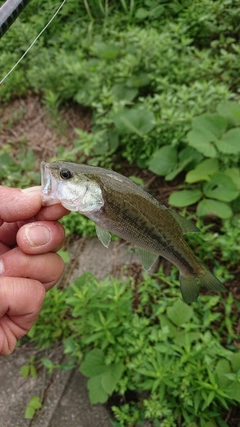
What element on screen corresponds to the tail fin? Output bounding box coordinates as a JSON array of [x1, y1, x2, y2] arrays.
[[180, 269, 226, 304]]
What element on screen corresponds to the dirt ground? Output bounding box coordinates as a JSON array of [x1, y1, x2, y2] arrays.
[[0, 94, 91, 160]]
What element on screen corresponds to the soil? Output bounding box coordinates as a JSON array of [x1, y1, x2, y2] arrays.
[[0, 95, 239, 427], [0, 94, 91, 160]]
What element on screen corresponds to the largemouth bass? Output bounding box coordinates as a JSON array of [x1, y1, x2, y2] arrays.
[[41, 161, 226, 303]]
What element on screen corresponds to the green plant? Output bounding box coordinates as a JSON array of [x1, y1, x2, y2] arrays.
[[24, 396, 42, 419], [147, 101, 240, 219], [20, 355, 38, 379], [1, 0, 239, 171], [62, 270, 239, 426], [0, 144, 39, 187], [27, 286, 72, 349]]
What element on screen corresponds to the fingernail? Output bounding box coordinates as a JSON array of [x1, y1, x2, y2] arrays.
[[25, 225, 51, 247], [22, 186, 41, 194]]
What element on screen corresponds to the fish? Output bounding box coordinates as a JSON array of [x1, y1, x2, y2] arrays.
[[41, 160, 226, 303]]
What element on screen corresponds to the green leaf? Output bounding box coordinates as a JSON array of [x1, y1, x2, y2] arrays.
[[166, 147, 203, 181], [80, 349, 106, 377], [30, 365, 37, 379], [203, 173, 239, 202], [168, 189, 202, 207], [20, 365, 30, 378], [217, 101, 240, 126], [215, 128, 240, 154], [41, 358, 55, 371], [192, 114, 228, 138], [92, 42, 120, 59], [29, 396, 42, 409], [215, 359, 232, 388], [0, 153, 15, 177], [230, 352, 240, 372], [148, 146, 178, 176], [158, 314, 177, 337], [24, 406, 35, 419], [25, 395, 42, 417], [126, 73, 150, 88], [224, 168, 240, 190], [166, 299, 193, 326], [174, 331, 201, 347], [87, 375, 109, 404], [185, 159, 219, 183], [101, 363, 124, 395], [135, 7, 149, 20], [57, 249, 70, 263], [112, 107, 155, 136], [197, 199, 232, 219], [186, 129, 217, 158], [111, 83, 138, 102], [226, 383, 240, 403]]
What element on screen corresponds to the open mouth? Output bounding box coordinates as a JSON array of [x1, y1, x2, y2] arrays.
[[41, 161, 51, 195]]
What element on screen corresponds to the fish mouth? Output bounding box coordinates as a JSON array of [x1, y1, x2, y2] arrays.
[[41, 161, 52, 196]]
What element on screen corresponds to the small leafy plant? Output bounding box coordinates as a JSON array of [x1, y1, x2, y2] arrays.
[[29, 263, 240, 426], [24, 395, 42, 419]]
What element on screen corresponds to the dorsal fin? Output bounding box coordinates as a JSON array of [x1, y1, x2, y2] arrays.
[[169, 210, 200, 234]]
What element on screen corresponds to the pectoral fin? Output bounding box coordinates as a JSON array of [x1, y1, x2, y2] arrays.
[[95, 224, 111, 248], [136, 247, 158, 271]]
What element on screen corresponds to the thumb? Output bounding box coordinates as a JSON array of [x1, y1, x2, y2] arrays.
[[0, 186, 42, 225]]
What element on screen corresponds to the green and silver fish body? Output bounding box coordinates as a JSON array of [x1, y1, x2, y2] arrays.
[[41, 161, 226, 303]]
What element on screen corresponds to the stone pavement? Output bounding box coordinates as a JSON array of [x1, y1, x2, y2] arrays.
[[0, 238, 157, 427]]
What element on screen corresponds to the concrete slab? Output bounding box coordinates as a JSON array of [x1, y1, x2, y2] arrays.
[[65, 236, 158, 284], [42, 370, 112, 427]]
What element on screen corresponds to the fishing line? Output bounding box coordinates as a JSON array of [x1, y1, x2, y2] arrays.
[[0, 0, 67, 85]]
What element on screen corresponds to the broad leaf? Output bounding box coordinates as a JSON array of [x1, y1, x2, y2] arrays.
[[215, 359, 232, 388], [226, 383, 240, 403], [111, 83, 138, 101], [230, 352, 240, 372], [112, 107, 156, 136], [217, 101, 240, 126], [187, 129, 217, 158], [87, 375, 109, 404], [215, 128, 240, 154], [224, 168, 240, 190], [203, 173, 239, 202], [80, 349, 106, 377], [174, 331, 201, 347], [167, 299, 193, 326], [169, 189, 202, 207], [148, 146, 178, 176], [101, 363, 124, 395], [158, 314, 177, 337], [185, 159, 219, 183], [197, 199, 232, 219], [192, 114, 228, 138]]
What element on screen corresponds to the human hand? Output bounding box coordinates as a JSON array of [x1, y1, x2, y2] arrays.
[[0, 186, 69, 355]]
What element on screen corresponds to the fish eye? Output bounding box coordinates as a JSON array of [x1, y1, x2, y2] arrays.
[[60, 169, 73, 180]]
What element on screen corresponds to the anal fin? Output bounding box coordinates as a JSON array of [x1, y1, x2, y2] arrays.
[[95, 224, 111, 248], [136, 247, 158, 271]]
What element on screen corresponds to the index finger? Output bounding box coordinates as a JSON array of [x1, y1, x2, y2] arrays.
[[0, 186, 42, 225]]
